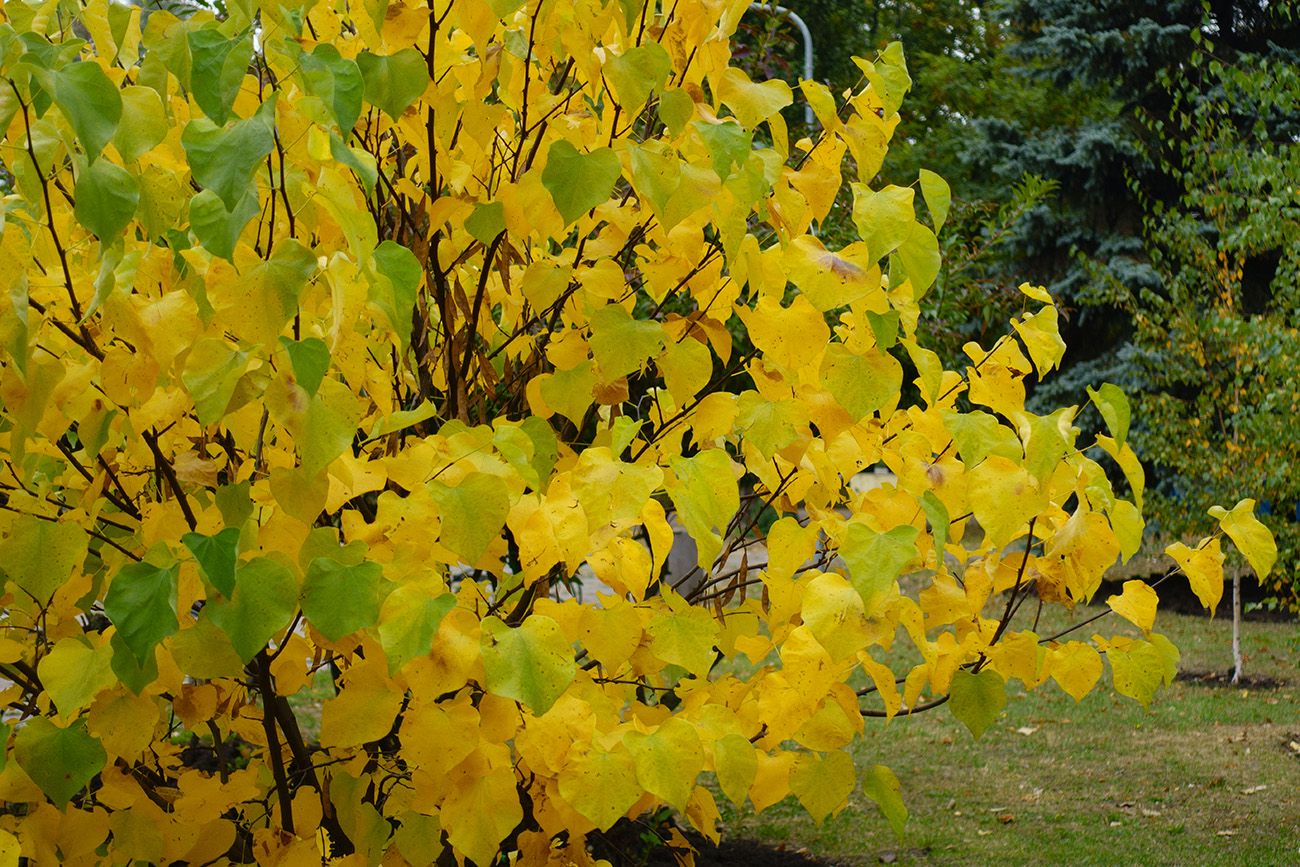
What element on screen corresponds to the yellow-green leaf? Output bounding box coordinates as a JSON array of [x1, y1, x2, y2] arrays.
[[667, 449, 739, 573], [301, 558, 387, 642], [206, 557, 298, 663], [589, 304, 665, 381], [918, 168, 950, 233], [37, 639, 116, 718], [851, 184, 914, 261], [821, 345, 901, 420], [1108, 638, 1176, 709], [430, 472, 510, 565], [862, 764, 908, 839], [789, 750, 855, 825], [715, 66, 792, 129], [480, 615, 575, 714], [0, 515, 86, 603], [624, 718, 704, 811], [838, 524, 918, 615], [1208, 499, 1277, 581], [558, 747, 641, 830], [1087, 383, 1131, 448], [605, 42, 670, 112], [712, 733, 757, 807]]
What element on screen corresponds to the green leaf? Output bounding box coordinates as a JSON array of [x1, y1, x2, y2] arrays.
[[235, 239, 318, 345], [301, 557, 387, 642], [378, 584, 456, 675], [429, 473, 510, 565], [941, 410, 1022, 467], [186, 28, 252, 125], [541, 140, 621, 224], [692, 120, 752, 181], [465, 202, 505, 246], [103, 561, 179, 666], [589, 303, 665, 381], [605, 42, 670, 111], [627, 144, 681, 225], [13, 717, 106, 808], [894, 222, 940, 296], [189, 187, 260, 261], [206, 557, 298, 663], [371, 240, 422, 344], [181, 97, 276, 210], [181, 338, 250, 426], [538, 361, 597, 426], [948, 668, 1006, 739], [356, 48, 429, 119], [862, 764, 908, 839], [330, 132, 378, 193], [646, 596, 719, 676], [838, 523, 918, 614], [299, 43, 364, 131], [113, 86, 167, 162], [920, 491, 949, 561], [851, 184, 914, 261], [298, 382, 362, 474], [51, 61, 121, 162], [657, 88, 694, 136], [0, 515, 86, 603], [918, 168, 951, 233], [821, 345, 902, 420], [110, 631, 159, 695], [182, 527, 241, 598], [1087, 383, 1131, 448], [655, 89, 696, 136], [865, 310, 900, 350], [74, 158, 138, 240], [667, 449, 739, 573], [480, 614, 575, 714], [279, 337, 331, 398]]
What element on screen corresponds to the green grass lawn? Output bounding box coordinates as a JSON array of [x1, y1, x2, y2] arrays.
[[716, 603, 1300, 866]]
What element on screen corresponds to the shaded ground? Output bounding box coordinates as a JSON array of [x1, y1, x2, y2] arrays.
[[689, 839, 851, 866]]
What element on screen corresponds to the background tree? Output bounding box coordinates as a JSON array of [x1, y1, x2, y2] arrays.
[[0, 0, 1271, 863], [1120, 33, 1300, 676]]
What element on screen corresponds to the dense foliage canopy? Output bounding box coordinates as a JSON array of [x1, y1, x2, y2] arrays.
[[0, 0, 1276, 863]]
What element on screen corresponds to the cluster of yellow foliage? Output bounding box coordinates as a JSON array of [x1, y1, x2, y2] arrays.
[[0, 0, 1274, 863]]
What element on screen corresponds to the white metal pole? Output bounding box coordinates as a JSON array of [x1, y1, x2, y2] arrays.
[[746, 2, 816, 126]]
